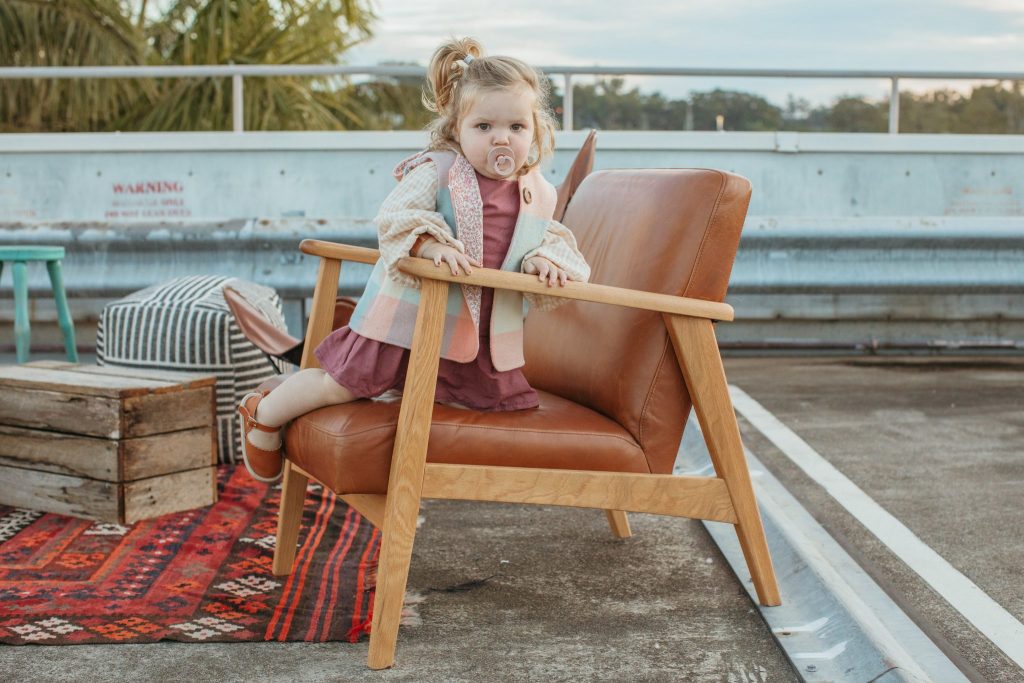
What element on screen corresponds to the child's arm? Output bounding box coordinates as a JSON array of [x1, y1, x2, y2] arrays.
[[521, 220, 591, 312], [375, 161, 468, 288]]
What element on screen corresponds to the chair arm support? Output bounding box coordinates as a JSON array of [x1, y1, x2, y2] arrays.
[[397, 257, 734, 321], [300, 239, 379, 265]]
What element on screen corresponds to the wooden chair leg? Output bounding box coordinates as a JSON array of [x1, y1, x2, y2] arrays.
[[272, 461, 308, 576], [367, 278, 448, 670], [605, 509, 632, 538], [665, 315, 781, 606]]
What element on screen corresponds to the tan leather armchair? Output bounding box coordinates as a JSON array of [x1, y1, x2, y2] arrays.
[[266, 166, 781, 669]]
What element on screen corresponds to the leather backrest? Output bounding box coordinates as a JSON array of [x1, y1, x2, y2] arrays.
[[553, 129, 597, 222], [522, 169, 751, 474]]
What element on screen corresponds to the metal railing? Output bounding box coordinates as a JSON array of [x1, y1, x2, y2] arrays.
[[2, 64, 1022, 134]]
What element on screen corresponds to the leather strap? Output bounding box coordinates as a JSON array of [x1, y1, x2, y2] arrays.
[[239, 393, 279, 433]]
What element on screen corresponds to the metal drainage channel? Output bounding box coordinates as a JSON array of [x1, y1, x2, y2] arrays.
[[676, 414, 969, 683]]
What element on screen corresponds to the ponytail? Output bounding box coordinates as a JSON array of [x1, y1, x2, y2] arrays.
[[422, 37, 484, 117]]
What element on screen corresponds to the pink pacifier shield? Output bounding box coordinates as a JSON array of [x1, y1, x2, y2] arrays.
[[487, 146, 516, 177]]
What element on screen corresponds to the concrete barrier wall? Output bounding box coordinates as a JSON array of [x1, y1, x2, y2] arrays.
[[2, 131, 1022, 352]]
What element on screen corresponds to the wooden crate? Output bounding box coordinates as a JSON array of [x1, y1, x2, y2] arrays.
[[0, 361, 217, 524]]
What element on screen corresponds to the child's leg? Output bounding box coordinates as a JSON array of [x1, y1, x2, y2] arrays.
[[246, 368, 357, 450]]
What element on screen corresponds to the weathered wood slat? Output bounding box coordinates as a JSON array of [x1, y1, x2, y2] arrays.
[[123, 467, 216, 524], [0, 463, 216, 524], [25, 360, 216, 391], [0, 424, 214, 481], [122, 387, 214, 438], [0, 365, 174, 397], [0, 387, 123, 438], [24, 360, 217, 393], [0, 464, 121, 522], [0, 424, 119, 480], [65, 364, 217, 392], [121, 427, 215, 480], [0, 383, 212, 439]]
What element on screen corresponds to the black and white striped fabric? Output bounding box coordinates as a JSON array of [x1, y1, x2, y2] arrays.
[[96, 276, 288, 465]]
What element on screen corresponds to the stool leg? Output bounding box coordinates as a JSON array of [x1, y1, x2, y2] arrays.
[[45, 260, 78, 363], [12, 261, 30, 363]]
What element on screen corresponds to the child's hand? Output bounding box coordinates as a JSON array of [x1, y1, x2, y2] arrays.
[[523, 256, 569, 287], [420, 240, 482, 276]]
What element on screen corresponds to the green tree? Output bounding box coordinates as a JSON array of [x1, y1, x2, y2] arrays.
[[0, 0, 376, 132], [347, 63, 433, 130], [544, 78, 688, 131], [125, 0, 375, 131], [0, 0, 148, 132], [826, 95, 887, 132], [689, 88, 781, 131], [952, 81, 1024, 134], [899, 88, 960, 133]]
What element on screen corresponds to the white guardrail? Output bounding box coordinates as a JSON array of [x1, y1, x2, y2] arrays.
[[2, 64, 1023, 134]]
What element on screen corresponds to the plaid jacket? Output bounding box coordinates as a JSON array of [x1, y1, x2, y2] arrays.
[[347, 149, 589, 371]]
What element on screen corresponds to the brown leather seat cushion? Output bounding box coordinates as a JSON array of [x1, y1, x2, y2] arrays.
[[264, 376, 650, 495]]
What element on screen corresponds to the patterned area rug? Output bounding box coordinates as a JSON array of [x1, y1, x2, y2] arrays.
[[0, 466, 380, 645]]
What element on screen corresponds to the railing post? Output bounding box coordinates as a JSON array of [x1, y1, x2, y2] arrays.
[[889, 77, 899, 134], [563, 73, 574, 131], [232, 72, 244, 132]]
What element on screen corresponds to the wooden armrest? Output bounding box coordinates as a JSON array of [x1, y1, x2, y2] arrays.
[[300, 239, 379, 265], [397, 257, 734, 321], [297, 240, 378, 370]]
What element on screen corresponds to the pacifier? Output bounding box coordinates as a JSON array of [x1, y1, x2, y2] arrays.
[[487, 146, 516, 177]]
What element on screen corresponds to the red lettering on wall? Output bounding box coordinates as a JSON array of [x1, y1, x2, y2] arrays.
[[112, 180, 184, 194]]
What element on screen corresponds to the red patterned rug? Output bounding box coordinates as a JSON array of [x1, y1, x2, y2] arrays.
[[0, 466, 380, 645]]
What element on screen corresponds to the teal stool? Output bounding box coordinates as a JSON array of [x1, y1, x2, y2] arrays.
[[0, 246, 78, 363]]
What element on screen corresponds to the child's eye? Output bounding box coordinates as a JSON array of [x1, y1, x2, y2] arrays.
[[477, 123, 490, 131], [511, 124, 524, 132]]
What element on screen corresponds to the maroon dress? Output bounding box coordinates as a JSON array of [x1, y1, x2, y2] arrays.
[[314, 171, 539, 411]]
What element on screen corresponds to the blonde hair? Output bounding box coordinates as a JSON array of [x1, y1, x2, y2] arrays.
[[422, 37, 557, 176]]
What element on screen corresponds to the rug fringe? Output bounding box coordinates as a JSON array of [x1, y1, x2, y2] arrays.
[[346, 590, 425, 642]]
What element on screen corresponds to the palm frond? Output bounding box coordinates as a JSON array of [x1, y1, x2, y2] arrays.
[[0, 0, 147, 131]]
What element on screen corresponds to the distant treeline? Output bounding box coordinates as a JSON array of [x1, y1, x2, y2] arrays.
[[561, 77, 1024, 134], [351, 74, 1024, 134]]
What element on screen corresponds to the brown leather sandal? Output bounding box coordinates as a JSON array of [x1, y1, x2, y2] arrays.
[[238, 391, 284, 483]]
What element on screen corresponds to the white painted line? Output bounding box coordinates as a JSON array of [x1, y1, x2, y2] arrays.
[[729, 385, 1024, 669]]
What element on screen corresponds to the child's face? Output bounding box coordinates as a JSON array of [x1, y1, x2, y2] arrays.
[[455, 86, 535, 180]]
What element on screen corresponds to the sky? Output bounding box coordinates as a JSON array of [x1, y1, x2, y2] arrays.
[[345, 0, 1024, 108]]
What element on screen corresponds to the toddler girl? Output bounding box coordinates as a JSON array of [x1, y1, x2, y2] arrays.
[[238, 37, 590, 483]]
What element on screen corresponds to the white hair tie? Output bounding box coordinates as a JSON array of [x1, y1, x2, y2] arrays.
[[452, 54, 474, 74]]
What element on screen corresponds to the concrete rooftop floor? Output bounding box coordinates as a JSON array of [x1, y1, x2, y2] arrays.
[[1, 353, 1022, 681]]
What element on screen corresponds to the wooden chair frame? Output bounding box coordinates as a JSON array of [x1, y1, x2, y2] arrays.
[[272, 239, 781, 670]]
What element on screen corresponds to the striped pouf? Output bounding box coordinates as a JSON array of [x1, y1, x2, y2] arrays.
[[96, 276, 288, 465]]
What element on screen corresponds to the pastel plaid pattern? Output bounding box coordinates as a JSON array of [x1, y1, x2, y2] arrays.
[[348, 150, 589, 371]]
